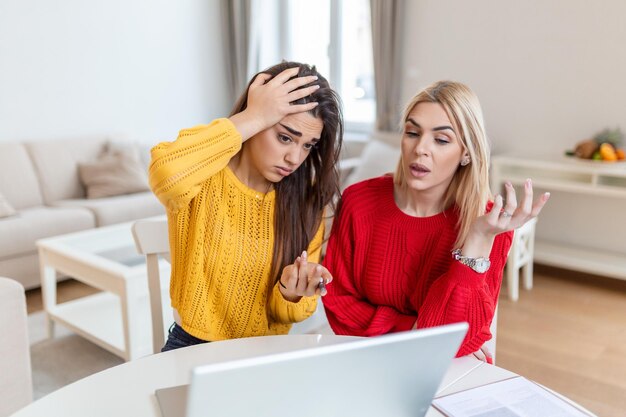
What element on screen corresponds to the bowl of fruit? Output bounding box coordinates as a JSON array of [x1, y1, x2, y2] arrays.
[[566, 128, 625, 162]]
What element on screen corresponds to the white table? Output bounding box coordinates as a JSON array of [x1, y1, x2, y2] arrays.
[[9, 335, 594, 417], [37, 218, 170, 361]]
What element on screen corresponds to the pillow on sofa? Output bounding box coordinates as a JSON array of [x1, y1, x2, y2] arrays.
[[78, 144, 150, 199], [0, 192, 17, 218], [343, 139, 401, 190]]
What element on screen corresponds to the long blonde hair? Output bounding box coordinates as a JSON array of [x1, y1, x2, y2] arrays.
[[394, 81, 492, 248]]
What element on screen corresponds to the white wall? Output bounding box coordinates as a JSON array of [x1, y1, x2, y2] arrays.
[[0, 0, 231, 144], [401, 0, 626, 254], [401, 0, 626, 157]]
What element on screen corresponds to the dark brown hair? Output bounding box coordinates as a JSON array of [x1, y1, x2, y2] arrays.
[[230, 61, 344, 284]]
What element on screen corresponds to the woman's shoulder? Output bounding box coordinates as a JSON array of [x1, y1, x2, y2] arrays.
[[343, 174, 393, 199], [338, 175, 394, 218]]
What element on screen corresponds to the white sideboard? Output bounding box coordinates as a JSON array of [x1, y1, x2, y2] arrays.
[[491, 155, 626, 280]]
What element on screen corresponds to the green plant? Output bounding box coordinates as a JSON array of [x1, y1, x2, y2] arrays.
[[593, 128, 624, 147]]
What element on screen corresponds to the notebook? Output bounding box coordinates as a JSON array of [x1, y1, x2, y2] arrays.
[[155, 322, 468, 417]]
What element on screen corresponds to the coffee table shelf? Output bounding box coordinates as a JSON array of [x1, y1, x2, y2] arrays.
[[48, 292, 153, 359], [37, 217, 170, 361]]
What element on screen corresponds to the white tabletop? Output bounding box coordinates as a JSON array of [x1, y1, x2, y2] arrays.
[[9, 334, 581, 417]]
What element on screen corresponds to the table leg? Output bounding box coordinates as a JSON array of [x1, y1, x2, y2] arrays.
[[121, 277, 144, 361], [39, 256, 57, 339]]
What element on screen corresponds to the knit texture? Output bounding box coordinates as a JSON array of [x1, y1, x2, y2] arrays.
[[149, 118, 321, 341], [322, 175, 512, 357]]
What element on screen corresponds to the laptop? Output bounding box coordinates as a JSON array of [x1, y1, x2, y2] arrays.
[[155, 322, 468, 417]]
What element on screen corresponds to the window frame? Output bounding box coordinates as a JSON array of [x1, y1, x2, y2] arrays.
[[280, 0, 375, 134]]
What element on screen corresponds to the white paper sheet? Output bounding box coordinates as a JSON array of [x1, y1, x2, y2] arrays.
[[432, 376, 594, 417]]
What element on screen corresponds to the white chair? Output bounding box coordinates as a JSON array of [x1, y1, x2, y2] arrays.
[[288, 301, 331, 335], [484, 305, 499, 365], [131, 216, 171, 355], [506, 217, 538, 301], [0, 277, 32, 417]]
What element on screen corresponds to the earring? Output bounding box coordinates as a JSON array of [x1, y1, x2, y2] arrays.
[[460, 157, 470, 166]]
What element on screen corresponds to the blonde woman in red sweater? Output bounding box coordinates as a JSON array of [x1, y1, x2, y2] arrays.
[[322, 81, 549, 362]]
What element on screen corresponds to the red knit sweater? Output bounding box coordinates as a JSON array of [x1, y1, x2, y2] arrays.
[[322, 176, 513, 357]]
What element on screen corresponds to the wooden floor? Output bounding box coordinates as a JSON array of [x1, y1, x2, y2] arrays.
[[497, 265, 626, 417], [26, 265, 626, 416], [25, 279, 100, 314]]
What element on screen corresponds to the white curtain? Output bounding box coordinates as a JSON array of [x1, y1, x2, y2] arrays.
[[370, 0, 406, 132], [222, 0, 260, 102]]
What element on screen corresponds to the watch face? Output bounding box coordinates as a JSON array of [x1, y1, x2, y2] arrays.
[[474, 258, 490, 273]]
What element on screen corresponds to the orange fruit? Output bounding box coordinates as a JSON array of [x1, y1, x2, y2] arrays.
[[600, 143, 617, 161], [616, 148, 625, 160]]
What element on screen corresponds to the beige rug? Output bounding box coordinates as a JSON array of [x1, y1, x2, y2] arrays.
[[28, 312, 124, 399], [28, 310, 333, 400]]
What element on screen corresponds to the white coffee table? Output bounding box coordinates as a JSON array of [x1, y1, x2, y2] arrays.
[[37, 216, 170, 361]]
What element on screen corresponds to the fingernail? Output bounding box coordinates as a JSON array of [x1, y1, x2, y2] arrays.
[[302, 250, 307, 259], [505, 181, 512, 188], [316, 265, 322, 272], [312, 75, 318, 80], [544, 192, 551, 199], [526, 178, 532, 187]]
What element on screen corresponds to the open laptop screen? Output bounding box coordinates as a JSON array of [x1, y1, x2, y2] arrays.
[[163, 322, 467, 417]]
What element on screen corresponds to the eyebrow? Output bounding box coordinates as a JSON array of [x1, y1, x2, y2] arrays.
[[279, 123, 302, 137], [406, 118, 455, 133], [279, 123, 320, 142]]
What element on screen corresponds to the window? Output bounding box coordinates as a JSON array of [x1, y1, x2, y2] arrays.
[[280, 0, 375, 132]]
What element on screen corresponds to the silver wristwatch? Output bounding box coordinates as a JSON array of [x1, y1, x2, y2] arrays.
[[451, 249, 491, 273]]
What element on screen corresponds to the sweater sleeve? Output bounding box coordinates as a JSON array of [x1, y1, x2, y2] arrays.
[[267, 217, 326, 324], [148, 118, 242, 212], [413, 231, 513, 357], [322, 194, 416, 336]]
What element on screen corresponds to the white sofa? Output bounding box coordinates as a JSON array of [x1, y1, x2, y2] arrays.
[[0, 138, 164, 289]]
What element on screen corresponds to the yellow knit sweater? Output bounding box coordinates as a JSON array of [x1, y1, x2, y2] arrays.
[[149, 118, 322, 341]]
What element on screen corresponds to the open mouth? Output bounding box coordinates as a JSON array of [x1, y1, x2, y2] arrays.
[[409, 163, 431, 177]]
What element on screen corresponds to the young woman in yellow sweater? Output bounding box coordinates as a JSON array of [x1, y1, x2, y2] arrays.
[[148, 62, 342, 351]]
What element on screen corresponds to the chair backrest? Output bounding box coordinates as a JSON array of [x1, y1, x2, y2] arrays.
[[485, 304, 498, 364], [0, 277, 32, 416], [288, 300, 330, 335], [131, 216, 170, 354]]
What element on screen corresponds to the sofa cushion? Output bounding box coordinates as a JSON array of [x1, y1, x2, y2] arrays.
[[53, 191, 164, 227], [25, 137, 108, 204], [0, 254, 41, 290], [0, 206, 95, 259], [343, 139, 401, 190], [0, 143, 44, 209], [0, 193, 16, 218], [78, 145, 150, 199]]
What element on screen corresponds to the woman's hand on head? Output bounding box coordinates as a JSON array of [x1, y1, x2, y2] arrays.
[[230, 67, 320, 141], [278, 250, 333, 302], [463, 179, 550, 257]]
